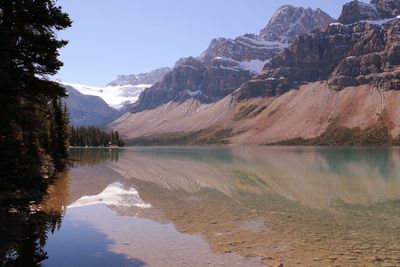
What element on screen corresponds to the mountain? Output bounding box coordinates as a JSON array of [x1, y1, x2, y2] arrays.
[[60, 68, 170, 109], [259, 5, 335, 43], [237, 0, 400, 99], [109, 1, 400, 145], [61, 68, 170, 126], [64, 85, 121, 127], [130, 5, 335, 113]]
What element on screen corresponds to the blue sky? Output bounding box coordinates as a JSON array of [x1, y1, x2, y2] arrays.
[[55, 0, 356, 86]]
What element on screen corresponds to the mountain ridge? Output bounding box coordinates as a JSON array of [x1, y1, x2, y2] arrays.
[[129, 5, 335, 113]]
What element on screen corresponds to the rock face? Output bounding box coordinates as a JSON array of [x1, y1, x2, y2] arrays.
[[130, 5, 334, 113], [238, 1, 400, 99], [339, 0, 400, 24], [330, 21, 400, 90], [372, 0, 400, 17], [338, 0, 384, 24], [64, 86, 122, 127]]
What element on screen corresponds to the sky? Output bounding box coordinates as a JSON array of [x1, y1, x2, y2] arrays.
[[55, 0, 358, 86]]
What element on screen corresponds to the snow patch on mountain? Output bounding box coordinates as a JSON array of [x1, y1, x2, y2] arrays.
[[237, 36, 290, 49], [358, 17, 397, 25], [187, 90, 202, 97], [335, 15, 400, 27], [239, 59, 269, 73], [211, 56, 269, 74]]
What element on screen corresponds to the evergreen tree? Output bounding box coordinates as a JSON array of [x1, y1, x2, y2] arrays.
[[0, 0, 71, 198], [69, 126, 127, 147], [50, 97, 70, 168]]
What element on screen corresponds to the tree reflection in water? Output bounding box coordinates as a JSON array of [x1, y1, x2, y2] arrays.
[[0, 170, 68, 267], [1, 211, 63, 267], [69, 148, 122, 167]]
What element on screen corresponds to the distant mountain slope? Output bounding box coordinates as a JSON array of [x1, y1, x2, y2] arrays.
[[130, 5, 335, 113], [64, 85, 121, 127], [107, 67, 171, 87]]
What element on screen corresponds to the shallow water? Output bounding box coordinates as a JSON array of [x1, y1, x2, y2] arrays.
[[5, 147, 400, 266]]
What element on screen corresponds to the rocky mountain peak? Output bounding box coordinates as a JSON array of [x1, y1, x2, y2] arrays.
[[198, 38, 229, 63], [199, 6, 335, 65], [259, 5, 335, 43]]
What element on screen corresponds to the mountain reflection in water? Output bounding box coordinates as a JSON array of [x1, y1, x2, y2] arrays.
[[2, 147, 400, 266]]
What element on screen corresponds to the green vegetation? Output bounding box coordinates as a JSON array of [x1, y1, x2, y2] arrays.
[[251, 105, 268, 117], [0, 0, 71, 204], [128, 128, 233, 146], [276, 116, 393, 146], [234, 104, 259, 120], [70, 126, 126, 147]]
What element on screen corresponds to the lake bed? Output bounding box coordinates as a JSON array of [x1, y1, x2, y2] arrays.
[[4, 147, 400, 266]]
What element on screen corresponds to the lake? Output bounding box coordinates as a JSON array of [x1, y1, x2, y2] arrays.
[[3, 147, 400, 266]]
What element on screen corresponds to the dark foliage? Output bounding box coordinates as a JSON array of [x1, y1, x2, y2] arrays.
[[0, 210, 63, 267], [0, 0, 72, 204], [70, 126, 126, 147]]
